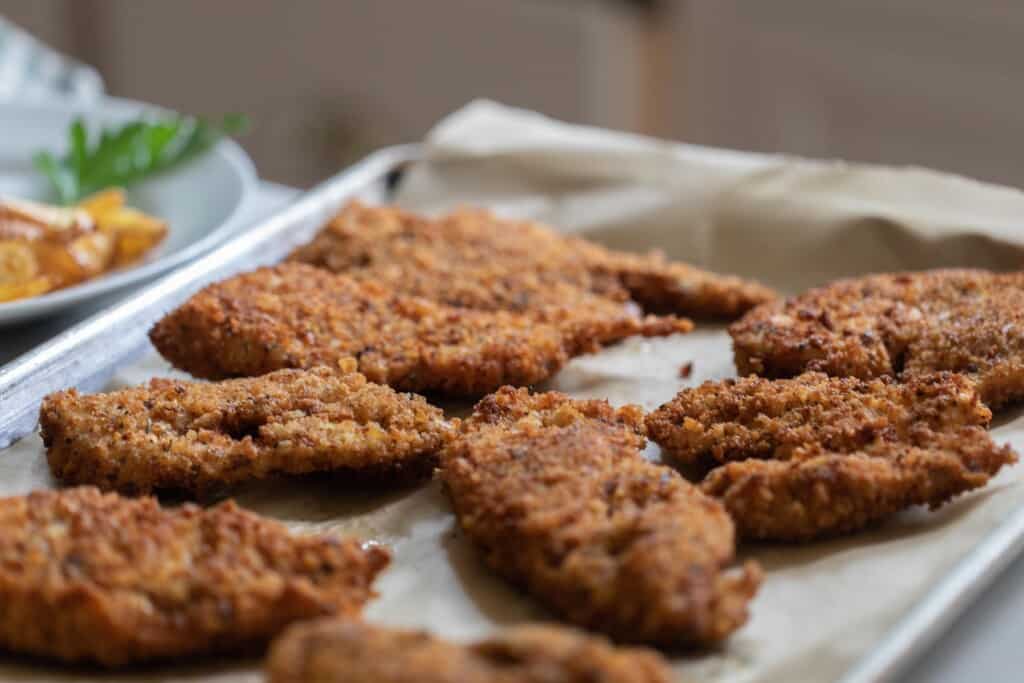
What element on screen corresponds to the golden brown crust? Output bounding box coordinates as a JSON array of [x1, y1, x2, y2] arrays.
[[40, 366, 453, 497], [149, 263, 690, 396], [440, 387, 761, 648], [266, 619, 673, 683], [702, 434, 1016, 542], [646, 372, 992, 466], [584, 246, 778, 320], [289, 201, 775, 319], [0, 487, 389, 667], [646, 372, 1017, 541], [729, 269, 1024, 408], [459, 383, 648, 436]]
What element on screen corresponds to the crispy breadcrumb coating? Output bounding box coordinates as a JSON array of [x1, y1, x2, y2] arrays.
[[149, 263, 690, 396], [456, 383, 647, 433], [646, 372, 992, 466], [40, 366, 453, 497], [266, 619, 673, 683], [440, 387, 761, 648], [584, 246, 777, 320], [646, 372, 1017, 541], [289, 201, 775, 319], [702, 435, 1015, 542], [730, 269, 1024, 408], [0, 487, 389, 667]]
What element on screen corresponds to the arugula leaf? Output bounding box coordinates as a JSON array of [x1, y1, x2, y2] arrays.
[[33, 114, 248, 205]]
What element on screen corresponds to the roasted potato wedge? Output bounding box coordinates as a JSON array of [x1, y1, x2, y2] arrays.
[[79, 189, 167, 266], [0, 241, 52, 302], [0, 190, 167, 303]]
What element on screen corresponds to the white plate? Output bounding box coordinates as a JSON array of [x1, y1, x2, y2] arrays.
[[0, 96, 257, 325]]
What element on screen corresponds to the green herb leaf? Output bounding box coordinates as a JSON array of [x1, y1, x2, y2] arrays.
[[34, 114, 248, 204], [33, 151, 79, 205], [69, 120, 88, 176]]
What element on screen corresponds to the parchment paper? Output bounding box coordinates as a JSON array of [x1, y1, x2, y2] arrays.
[[5, 100, 1024, 683]]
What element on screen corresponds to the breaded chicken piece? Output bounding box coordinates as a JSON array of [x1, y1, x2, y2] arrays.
[[646, 373, 1016, 541], [289, 201, 775, 319], [266, 619, 672, 683], [702, 435, 1016, 542], [150, 263, 690, 396], [730, 269, 1024, 408], [0, 487, 389, 667], [646, 372, 993, 466], [584, 246, 778, 319], [40, 366, 452, 497], [440, 387, 761, 648]]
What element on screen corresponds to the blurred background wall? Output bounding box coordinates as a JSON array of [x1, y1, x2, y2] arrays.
[[4, 0, 1022, 189]]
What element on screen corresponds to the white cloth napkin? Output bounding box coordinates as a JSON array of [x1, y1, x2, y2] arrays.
[[0, 16, 102, 101]]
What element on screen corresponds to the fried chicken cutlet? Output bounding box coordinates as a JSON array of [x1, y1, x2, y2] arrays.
[[646, 372, 1017, 541], [0, 487, 389, 667], [289, 201, 776, 319], [40, 366, 452, 497], [440, 387, 762, 648], [647, 372, 994, 466], [730, 269, 1024, 408], [150, 263, 690, 396], [266, 619, 673, 683]]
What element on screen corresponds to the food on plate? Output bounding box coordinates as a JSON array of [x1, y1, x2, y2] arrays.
[[730, 269, 1024, 408], [647, 372, 1017, 541], [290, 201, 776, 319], [0, 190, 166, 302], [0, 487, 389, 667], [40, 365, 452, 497], [78, 188, 168, 264], [149, 263, 691, 396], [266, 619, 673, 683], [440, 387, 762, 647], [0, 114, 248, 304]]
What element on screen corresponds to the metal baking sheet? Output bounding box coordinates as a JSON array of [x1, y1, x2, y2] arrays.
[[0, 143, 1020, 682]]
